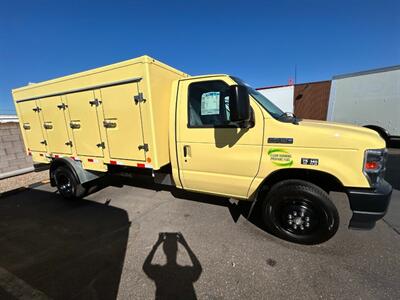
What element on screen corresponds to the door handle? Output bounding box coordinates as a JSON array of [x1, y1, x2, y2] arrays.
[[70, 121, 81, 129], [43, 122, 53, 130], [103, 119, 117, 128], [183, 145, 191, 158]]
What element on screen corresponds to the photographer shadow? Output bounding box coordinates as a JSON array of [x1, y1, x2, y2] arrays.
[[143, 233, 202, 300]]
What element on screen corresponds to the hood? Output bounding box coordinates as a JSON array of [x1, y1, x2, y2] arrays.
[[268, 118, 386, 150]]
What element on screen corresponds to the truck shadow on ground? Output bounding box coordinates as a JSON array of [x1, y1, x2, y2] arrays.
[[96, 175, 261, 230], [0, 189, 130, 300], [386, 150, 400, 190]]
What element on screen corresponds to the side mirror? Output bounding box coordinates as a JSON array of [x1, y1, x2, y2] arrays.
[[229, 85, 250, 123]]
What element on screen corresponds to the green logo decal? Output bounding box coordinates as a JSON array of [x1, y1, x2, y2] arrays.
[[268, 148, 293, 167]]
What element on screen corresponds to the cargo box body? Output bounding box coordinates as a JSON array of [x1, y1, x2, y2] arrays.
[[12, 56, 187, 171]]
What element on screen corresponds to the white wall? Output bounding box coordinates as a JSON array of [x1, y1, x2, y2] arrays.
[[257, 86, 294, 113], [327, 68, 400, 136]]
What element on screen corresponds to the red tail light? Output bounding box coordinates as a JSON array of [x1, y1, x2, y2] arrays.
[[365, 161, 379, 170]]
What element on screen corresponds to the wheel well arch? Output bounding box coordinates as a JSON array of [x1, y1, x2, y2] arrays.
[[363, 125, 390, 141], [49, 158, 81, 186], [256, 168, 345, 197]]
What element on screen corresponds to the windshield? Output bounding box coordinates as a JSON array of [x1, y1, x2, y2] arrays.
[[231, 76, 284, 119]]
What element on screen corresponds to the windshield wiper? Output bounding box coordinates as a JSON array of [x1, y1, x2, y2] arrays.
[[278, 112, 300, 125]]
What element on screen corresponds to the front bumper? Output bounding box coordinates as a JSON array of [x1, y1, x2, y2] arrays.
[[346, 179, 392, 230]]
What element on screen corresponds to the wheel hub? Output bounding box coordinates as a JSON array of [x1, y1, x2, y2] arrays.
[[284, 203, 314, 233]]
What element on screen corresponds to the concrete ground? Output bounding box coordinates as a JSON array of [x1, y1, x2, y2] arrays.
[[0, 151, 398, 299], [0, 170, 48, 193]]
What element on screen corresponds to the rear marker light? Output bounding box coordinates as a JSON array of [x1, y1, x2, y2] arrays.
[[110, 160, 117, 165], [137, 163, 145, 168], [88, 158, 94, 162]]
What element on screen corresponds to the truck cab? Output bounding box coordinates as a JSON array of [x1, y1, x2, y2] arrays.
[[169, 74, 392, 244]]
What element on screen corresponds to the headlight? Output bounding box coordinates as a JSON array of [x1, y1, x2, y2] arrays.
[[363, 149, 387, 187]]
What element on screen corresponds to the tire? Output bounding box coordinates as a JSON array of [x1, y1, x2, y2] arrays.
[[53, 166, 86, 199], [261, 180, 339, 245]]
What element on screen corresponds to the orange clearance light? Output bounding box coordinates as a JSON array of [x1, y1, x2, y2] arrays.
[[147, 157, 152, 163], [365, 161, 379, 170]]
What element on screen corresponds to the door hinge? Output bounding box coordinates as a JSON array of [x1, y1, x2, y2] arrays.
[[65, 140, 73, 147], [40, 140, 47, 145], [89, 99, 101, 107], [134, 93, 145, 104], [138, 143, 149, 152], [57, 103, 68, 110], [32, 106, 41, 112], [96, 142, 106, 149]]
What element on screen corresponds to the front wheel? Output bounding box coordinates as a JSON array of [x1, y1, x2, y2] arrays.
[[262, 180, 339, 244], [53, 166, 86, 199]]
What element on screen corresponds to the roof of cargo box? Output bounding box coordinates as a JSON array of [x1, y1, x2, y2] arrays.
[[332, 65, 400, 80], [179, 74, 229, 81], [12, 55, 188, 93]]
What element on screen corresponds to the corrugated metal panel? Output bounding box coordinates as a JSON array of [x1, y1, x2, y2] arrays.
[[328, 68, 400, 135], [294, 81, 331, 120], [258, 85, 294, 113]]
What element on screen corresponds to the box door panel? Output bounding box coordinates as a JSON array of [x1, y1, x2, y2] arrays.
[[100, 82, 145, 161], [39, 96, 72, 154], [17, 100, 47, 152], [66, 91, 104, 157]]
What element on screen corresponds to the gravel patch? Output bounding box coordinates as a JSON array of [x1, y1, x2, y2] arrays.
[[0, 170, 49, 193]]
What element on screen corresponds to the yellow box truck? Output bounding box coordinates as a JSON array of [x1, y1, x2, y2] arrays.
[[12, 55, 392, 244]]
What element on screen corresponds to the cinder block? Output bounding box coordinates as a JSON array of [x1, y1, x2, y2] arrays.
[[0, 141, 12, 150], [4, 147, 17, 156], [10, 127, 22, 135], [9, 157, 29, 166], [1, 134, 19, 142], [15, 152, 28, 159], [12, 141, 25, 151], [0, 165, 19, 173], [5, 153, 16, 161], [0, 160, 9, 168], [0, 128, 11, 135]]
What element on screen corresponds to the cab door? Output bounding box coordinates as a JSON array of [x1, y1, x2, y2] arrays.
[[17, 100, 47, 152], [176, 78, 264, 198], [39, 96, 72, 154], [66, 91, 104, 158]]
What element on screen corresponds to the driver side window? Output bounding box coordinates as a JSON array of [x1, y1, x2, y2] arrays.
[[188, 80, 231, 127]]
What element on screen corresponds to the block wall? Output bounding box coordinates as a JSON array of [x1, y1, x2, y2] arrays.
[[0, 122, 32, 175]]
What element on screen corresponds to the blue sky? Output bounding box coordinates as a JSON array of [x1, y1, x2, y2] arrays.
[[0, 0, 399, 114]]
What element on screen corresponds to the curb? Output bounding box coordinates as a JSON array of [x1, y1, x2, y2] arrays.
[[0, 180, 50, 198]]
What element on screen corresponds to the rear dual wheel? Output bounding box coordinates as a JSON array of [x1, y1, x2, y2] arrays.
[[262, 180, 339, 244], [54, 166, 86, 199]]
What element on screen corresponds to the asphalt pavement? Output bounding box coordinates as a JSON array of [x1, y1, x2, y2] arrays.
[[0, 150, 399, 300]]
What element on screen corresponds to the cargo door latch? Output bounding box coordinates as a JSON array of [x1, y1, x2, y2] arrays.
[[134, 93, 145, 104], [96, 142, 106, 149], [32, 106, 42, 112], [89, 99, 101, 107], [57, 103, 68, 110], [138, 143, 149, 152]]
